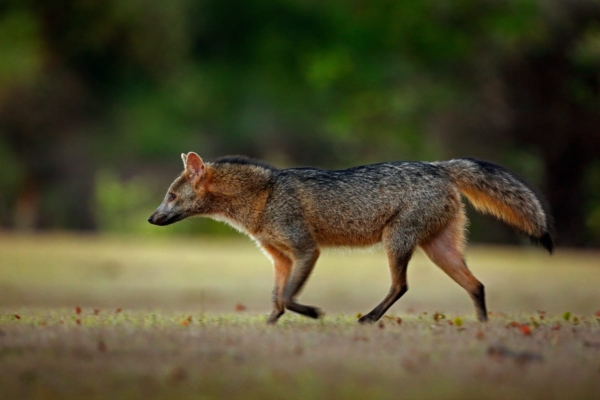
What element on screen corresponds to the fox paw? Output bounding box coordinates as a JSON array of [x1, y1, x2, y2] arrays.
[[357, 313, 379, 324], [305, 307, 324, 319], [266, 310, 285, 324]]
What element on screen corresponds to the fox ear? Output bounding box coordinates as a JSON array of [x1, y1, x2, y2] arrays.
[[181, 153, 187, 168], [185, 152, 205, 181]]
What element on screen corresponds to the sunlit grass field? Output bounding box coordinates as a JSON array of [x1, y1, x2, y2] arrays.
[[0, 234, 599, 399]]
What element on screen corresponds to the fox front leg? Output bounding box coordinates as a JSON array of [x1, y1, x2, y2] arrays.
[[280, 248, 323, 320], [262, 244, 292, 324], [262, 243, 322, 323]]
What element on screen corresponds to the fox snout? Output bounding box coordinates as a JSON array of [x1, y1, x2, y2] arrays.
[[147, 213, 159, 225], [147, 210, 183, 226]]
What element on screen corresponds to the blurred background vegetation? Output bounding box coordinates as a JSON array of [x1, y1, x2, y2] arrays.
[[0, 0, 599, 247]]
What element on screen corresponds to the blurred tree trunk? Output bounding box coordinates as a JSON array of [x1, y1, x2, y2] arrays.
[[542, 142, 590, 246], [0, 70, 97, 231], [504, 3, 600, 246], [439, 1, 600, 247]]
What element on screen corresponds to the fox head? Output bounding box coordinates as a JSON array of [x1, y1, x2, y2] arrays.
[[148, 152, 207, 226]]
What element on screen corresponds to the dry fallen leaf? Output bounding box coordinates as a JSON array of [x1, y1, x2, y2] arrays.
[[520, 325, 532, 336]]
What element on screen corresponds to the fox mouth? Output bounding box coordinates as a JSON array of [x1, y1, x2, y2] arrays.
[[147, 212, 185, 226]]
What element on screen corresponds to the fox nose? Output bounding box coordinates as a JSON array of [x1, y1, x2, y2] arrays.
[[147, 215, 154, 224]]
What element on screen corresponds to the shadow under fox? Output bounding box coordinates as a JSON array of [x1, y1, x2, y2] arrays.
[[149, 153, 554, 324]]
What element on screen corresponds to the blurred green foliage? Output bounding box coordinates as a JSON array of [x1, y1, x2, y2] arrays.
[[0, 0, 599, 246]]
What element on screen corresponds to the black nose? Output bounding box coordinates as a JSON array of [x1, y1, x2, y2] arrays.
[[147, 215, 154, 224]]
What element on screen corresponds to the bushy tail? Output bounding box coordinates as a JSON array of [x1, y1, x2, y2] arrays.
[[442, 158, 554, 253]]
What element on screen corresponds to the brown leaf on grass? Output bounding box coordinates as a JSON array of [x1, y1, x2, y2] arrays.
[[115, 308, 122, 314], [93, 309, 100, 316], [186, 315, 192, 322], [536, 310, 546, 320], [235, 303, 247, 312], [76, 319, 81, 325], [75, 306, 82, 315], [520, 325, 532, 336], [382, 315, 403, 325], [595, 310, 600, 318], [433, 312, 445, 322], [504, 321, 533, 335], [378, 321, 385, 329], [551, 323, 561, 331], [476, 330, 485, 340], [13, 314, 21, 320]]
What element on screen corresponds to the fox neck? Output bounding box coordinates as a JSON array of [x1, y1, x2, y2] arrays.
[[210, 192, 270, 235], [202, 165, 272, 235]]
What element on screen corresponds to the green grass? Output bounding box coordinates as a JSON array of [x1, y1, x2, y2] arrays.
[[0, 234, 599, 399]]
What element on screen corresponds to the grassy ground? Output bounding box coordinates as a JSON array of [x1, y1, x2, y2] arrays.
[[0, 234, 599, 399]]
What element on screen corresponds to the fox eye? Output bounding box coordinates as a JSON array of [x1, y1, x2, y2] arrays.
[[168, 193, 176, 202]]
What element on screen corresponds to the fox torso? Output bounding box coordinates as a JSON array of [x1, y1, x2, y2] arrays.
[[261, 162, 460, 247]]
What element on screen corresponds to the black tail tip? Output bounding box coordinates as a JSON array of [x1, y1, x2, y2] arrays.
[[531, 232, 554, 254]]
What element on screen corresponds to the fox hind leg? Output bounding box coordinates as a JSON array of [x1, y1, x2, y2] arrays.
[[359, 225, 416, 324], [420, 213, 488, 322]]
